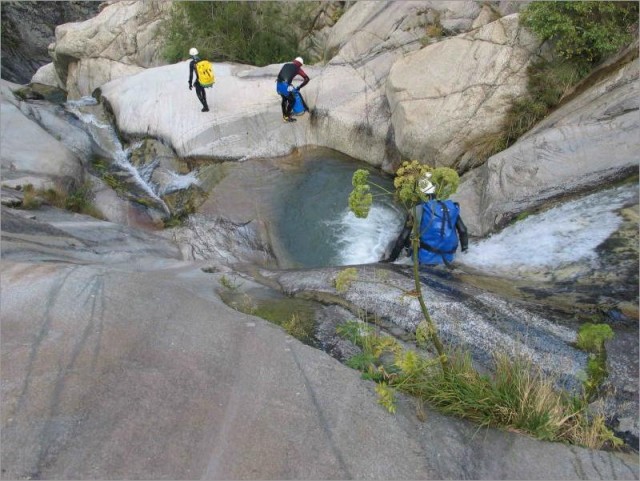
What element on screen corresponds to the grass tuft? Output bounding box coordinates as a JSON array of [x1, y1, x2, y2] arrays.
[[282, 313, 315, 343], [334, 268, 358, 293], [19, 182, 103, 219], [219, 275, 241, 291], [337, 323, 622, 450], [20, 184, 41, 209]]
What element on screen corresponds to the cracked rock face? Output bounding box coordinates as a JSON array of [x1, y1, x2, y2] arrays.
[[453, 60, 639, 237], [44, 0, 170, 98], [386, 14, 541, 167], [0, 83, 84, 190], [0, 1, 99, 84]]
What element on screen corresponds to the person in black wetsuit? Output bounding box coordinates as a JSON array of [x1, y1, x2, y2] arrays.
[[188, 47, 209, 112], [276, 56, 310, 123]]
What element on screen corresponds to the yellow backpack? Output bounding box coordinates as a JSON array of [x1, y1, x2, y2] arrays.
[[195, 60, 215, 88]]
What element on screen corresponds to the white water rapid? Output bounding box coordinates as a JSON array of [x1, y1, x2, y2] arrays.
[[64, 97, 198, 213], [459, 184, 637, 277], [332, 203, 405, 266]]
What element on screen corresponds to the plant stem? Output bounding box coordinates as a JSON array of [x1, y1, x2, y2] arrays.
[[410, 205, 449, 373]]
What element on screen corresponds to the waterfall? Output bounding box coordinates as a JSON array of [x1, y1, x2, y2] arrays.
[[459, 184, 637, 277], [158, 171, 200, 196], [64, 97, 172, 214], [332, 203, 405, 265]]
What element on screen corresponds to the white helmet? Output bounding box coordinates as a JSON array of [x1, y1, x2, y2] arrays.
[[418, 173, 436, 195], [295, 56, 304, 65], [189, 47, 199, 56]]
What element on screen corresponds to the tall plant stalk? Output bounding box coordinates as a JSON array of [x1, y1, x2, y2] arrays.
[[348, 162, 459, 374], [410, 204, 449, 373]]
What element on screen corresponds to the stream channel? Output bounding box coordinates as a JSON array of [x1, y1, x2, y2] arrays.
[[57, 94, 640, 449]]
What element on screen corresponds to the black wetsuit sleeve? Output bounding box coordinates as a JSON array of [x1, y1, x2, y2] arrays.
[[384, 214, 413, 262], [189, 60, 194, 85], [456, 214, 469, 251], [297, 67, 310, 89]]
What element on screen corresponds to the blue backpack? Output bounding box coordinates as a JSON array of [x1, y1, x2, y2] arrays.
[[292, 90, 306, 115], [418, 199, 460, 265]]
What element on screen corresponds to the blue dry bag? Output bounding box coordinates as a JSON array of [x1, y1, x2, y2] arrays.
[[292, 90, 306, 116], [418, 199, 460, 265]]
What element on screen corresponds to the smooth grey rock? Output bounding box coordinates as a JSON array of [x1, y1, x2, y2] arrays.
[[0, 205, 181, 264], [17, 98, 94, 164], [601, 328, 640, 449], [1, 84, 83, 190], [31, 62, 64, 89]]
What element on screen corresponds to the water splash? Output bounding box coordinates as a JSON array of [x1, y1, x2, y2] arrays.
[[460, 184, 637, 276], [332, 203, 404, 265], [158, 171, 200, 196], [65, 96, 98, 108]]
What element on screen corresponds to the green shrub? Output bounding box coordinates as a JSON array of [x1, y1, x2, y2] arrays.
[[584, 355, 608, 399], [468, 2, 637, 163], [521, 2, 638, 63], [162, 2, 305, 66], [346, 352, 379, 372], [576, 323, 614, 353], [64, 182, 97, 214]]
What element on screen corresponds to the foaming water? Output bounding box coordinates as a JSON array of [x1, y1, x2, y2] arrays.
[[65, 96, 99, 108], [64, 97, 170, 213], [158, 171, 200, 195], [460, 184, 637, 276], [332, 204, 404, 265]]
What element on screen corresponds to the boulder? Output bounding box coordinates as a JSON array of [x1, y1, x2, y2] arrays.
[[0, 81, 83, 190], [97, 2, 495, 172], [99, 61, 307, 160], [325, 1, 483, 60], [387, 13, 541, 167], [49, 0, 170, 97], [453, 60, 639, 236], [66, 58, 145, 99], [312, 0, 485, 171], [30, 62, 64, 90], [62, 1, 503, 171]]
